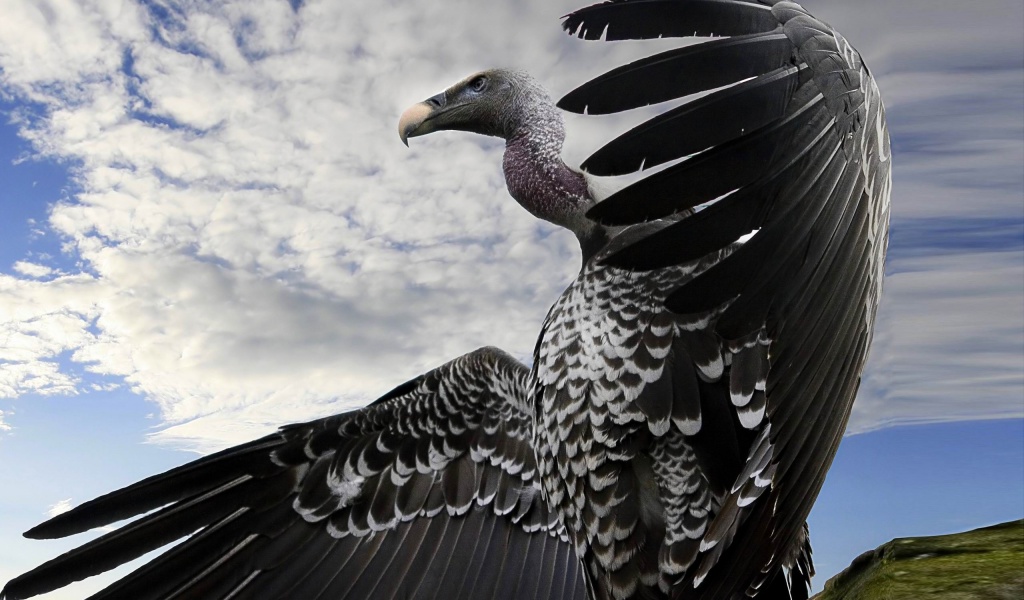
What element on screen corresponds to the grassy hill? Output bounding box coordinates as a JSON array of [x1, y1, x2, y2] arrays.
[[812, 519, 1023, 599]]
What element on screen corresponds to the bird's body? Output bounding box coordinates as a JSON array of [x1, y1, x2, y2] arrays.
[[3, 1, 890, 599], [534, 242, 724, 597]]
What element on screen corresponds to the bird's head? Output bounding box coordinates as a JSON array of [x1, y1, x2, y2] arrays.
[[398, 68, 600, 255], [399, 69, 555, 146]]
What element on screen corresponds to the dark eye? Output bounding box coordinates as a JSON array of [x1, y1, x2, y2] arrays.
[[469, 75, 487, 92]]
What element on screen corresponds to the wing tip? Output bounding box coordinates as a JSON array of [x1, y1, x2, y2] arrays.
[[23, 512, 84, 540]]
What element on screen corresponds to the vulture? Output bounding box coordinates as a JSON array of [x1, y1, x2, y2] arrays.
[[2, 0, 890, 599]]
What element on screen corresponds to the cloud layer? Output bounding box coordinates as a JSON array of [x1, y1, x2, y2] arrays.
[[1, 0, 1021, 450]]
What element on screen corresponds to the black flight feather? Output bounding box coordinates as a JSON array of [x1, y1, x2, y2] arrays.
[[25, 436, 284, 540], [580, 64, 803, 175], [562, 0, 778, 41], [586, 79, 819, 226], [558, 31, 792, 115]]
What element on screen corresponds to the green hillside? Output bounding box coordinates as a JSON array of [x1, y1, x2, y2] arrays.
[[813, 519, 1024, 600]]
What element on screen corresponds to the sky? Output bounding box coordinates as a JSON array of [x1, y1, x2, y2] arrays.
[[0, 0, 1021, 597]]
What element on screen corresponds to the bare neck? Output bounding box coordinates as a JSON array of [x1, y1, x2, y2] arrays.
[[501, 125, 606, 260]]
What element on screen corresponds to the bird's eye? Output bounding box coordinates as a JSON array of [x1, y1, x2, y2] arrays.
[[469, 76, 487, 92]]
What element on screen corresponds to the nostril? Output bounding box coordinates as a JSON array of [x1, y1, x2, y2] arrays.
[[426, 93, 445, 108]]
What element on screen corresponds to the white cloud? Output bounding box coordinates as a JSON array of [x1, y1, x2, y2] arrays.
[[11, 261, 54, 278], [45, 498, 73, 519], [0, 273, 103, 397], [0, 0, 595, 450], [0, 0, 1020, 451], [852, 250, 1024, 433], [0, 409, 11, 432]]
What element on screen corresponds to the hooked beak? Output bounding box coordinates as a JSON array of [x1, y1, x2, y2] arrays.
[[398, 92, 446, 146]]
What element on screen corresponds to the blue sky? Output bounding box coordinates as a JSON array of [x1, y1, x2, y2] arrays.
[[0, 0, 1022, 597]]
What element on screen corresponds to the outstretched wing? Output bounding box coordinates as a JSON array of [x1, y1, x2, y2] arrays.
[[561, 0, 890, 597], [2, 347, 588, 600]]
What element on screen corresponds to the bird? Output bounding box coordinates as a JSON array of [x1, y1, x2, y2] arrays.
[[2, 0, 890, 599]]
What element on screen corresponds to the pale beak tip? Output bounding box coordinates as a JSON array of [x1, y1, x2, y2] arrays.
[[398, 102, 434, 148]]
